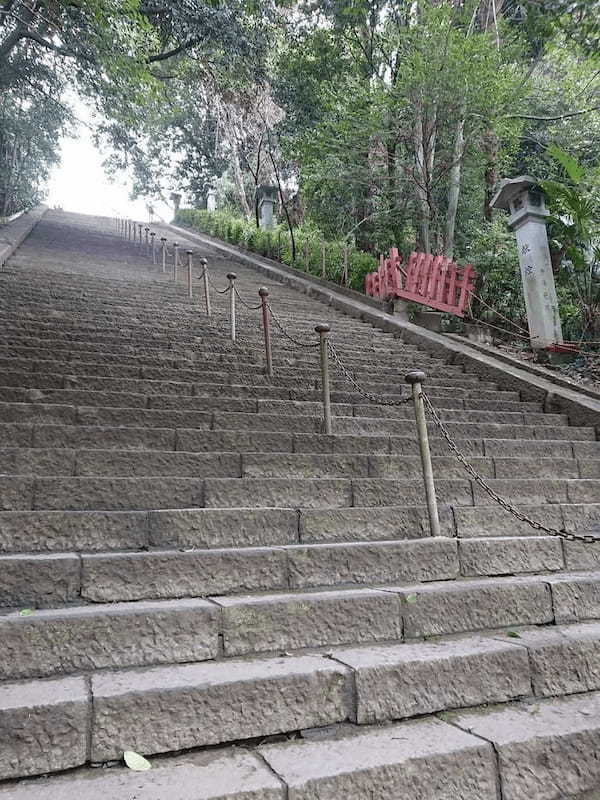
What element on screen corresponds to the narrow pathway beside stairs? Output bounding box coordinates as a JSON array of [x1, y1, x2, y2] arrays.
[[2, 210, 600, 798]]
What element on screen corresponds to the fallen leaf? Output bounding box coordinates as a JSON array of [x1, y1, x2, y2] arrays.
[[124, 751, 151, 771], [405, 593, 418, 604], [506, 631, 521, 638], [19, 609, 34, 617]]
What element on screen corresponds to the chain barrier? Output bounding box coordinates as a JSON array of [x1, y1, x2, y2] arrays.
[[207, 273, 231, 295], [422, 391, 599, 544], [327, 339, 413, 407], [266, 302, 320, 349], [233, 286, 263, 311]]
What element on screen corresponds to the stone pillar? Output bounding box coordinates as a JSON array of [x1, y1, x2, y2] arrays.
[[170, 193, 182, 213], [490, 176, 563, 349], [206, 189, 217, 212], [256, 185, 278, 230]]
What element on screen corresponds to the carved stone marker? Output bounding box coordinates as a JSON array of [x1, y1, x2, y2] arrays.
[[257, 185, 278, 230], [207, 189, 217, 212], [490, 176, 563, 349]]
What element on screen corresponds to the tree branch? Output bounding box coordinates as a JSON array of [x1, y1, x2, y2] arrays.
[[505, 105, 600, 121], [147, 38, 200, 63]]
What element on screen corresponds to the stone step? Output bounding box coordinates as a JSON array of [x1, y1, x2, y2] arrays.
[[0, 719, 498, 799], [1, 537, 461, 607], [0, 448, 590, 480]]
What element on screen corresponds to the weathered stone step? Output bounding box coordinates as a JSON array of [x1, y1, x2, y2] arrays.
[[0, 718, 499, 799], [0, 448, 590, 481], [0, 504, 452, 553], [1, 537, 460, 606]]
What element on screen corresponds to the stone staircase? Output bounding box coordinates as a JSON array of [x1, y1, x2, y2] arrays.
[[2, 210, 600, 798]]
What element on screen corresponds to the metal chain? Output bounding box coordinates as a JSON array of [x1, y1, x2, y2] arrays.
[[422, 391, 599, 544], [233, 286, 263, 311], [327, 339, 413, 406], [207, 274, 231, 295], [266, 302, 320, 349]]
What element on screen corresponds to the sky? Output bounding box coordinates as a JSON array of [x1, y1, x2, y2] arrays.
[[46, 112, 173, 223]]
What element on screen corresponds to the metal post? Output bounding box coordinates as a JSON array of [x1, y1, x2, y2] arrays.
[[187, 251, 194, 298], [201, 258, 211, 317], [161, 238, 167, 272], [227, 272, 237, 342], [405, 370, 441, 537], [315, 324, 332, 434], [144, 227, 150, 255], [150, 232, 156, 264], [173, 242, 179, 281], [128, 220, 132, 241], [259, 287, 273, 377], [138, 224, 143, 249]]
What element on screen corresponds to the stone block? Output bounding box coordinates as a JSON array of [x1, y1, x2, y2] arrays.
[[75, 450, 241, 478], [331, 434, 390, 454], [0, 510, 148, 554], [32, 476, 205, 511], [287, 538, 458, 589], [260, 718, 498, 800], [453, 504, 564, 538], [452, 692, 600, 799], [0, 749, 285, 799], [177, 429, 294, 453], [82, 547, 287, 602], [573, 442, 600, 459], [213, 411, 317, 433], [0, 477, 33, 510], [493, 457, 579, 479], [242, 453, 369, 478], [33, 423, 177, 451], [149, 507, 299, 549], [91, 655, 351, 761], [334, 635, 530, 723], [567, 480, 600, 504], [0, 553, 80, 607], [483, 438, 572, 458], [352, 478, 472, 507], [368, 455, 494, 479], [0, 598, 218, 680], [472, 478, 567, 505], [500, 623, 600, 696], [458, 536, 564, 576], [299, 505, 454, 542], [78, 406, 212, 430], [548, 574, 600, 623], [0, 676, 89, 780], [216, 588, 401, 656], [386, 577, 553, 638], [0, 423, 33, 448], [204, 478, 352, 509], [0, 402, 77, 425]]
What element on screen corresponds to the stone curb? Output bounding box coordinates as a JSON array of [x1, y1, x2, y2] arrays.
[[166, 222, 600, 431], [0, 206, 48, 268]]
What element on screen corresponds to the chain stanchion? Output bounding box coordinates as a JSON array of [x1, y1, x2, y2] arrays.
[[422, 392, 599, 544], [173, 242, 179, 281], [200, 258, 211, 317], [138, 223, 143, 249], [150, 232, 156, 264], [259, 287, 273, 377], [187, 250, 194, 299], [144, 226, 150, 255], [128, 220, 132, 241], [227, 272, 237, 342], [405, 371, 440, 537], [315, 324, 332, 434], [160, 238, 167, 272]]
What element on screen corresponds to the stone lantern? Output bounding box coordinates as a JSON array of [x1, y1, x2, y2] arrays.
[[170, 192, 182, 213], [256, 185, 278, 230], [206, 188, 217, 213], [490, 176, 563, 349]]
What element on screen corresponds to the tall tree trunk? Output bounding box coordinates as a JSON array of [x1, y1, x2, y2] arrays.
[[444, 111, 466, 259], [414, 102, 431, 253], [230, 141, 251, 220], [482, 129, 499, 221]]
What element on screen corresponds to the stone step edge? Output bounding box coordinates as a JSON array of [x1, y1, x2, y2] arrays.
[[0, 625, 600, 800]]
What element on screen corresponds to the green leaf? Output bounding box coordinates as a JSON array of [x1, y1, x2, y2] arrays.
[[405, 593, 418, 604], [19, 609, 34, 617], [124, 751, 152, 771], [506, 630, 521, 638]]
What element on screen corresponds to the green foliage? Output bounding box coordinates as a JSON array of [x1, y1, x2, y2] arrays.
[[175, 208, 377, 291]]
